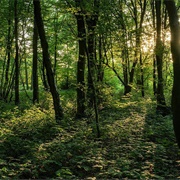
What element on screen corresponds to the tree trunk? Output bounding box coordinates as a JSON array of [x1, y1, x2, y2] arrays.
[[86, 31, 100, 138], [118, 2, 130, 95], [97, 35, 104, 82], [126, 0, 147, 94], [41, 63, 49, 91], [140, 53, 144, 97], [33, 17, 39, 104], [155, 0, 167, 114], [33, 0, 63, 122], [86, 17, 96, 107], [14, 0, 19, 105], [22, 21, 29, 91], [53, 11, 58, 84], [3, 0, 12, 100], [74, 3, 86, 117], [164, 0, 180, 148], [85, 0, 100, 137], [151, 0, 157, 96]]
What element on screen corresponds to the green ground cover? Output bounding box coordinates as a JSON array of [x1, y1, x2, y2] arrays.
[[0, 93, 180, 179]]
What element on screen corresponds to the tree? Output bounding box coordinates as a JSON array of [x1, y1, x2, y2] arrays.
[[86, 0, 100, 107], [155, 0, 167, 114], [33, 0, 63, 122], [151, 0, 157, 96], [32, 16, 39, 104], [14, 0, 19, 105], [74, 0, 86, 118], [0, 0, 13, 102], [164, 0, 180, 148], [125, 0, 147, 95]]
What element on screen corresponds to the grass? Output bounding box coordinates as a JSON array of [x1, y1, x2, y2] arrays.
[[0, 91, 180, 179]]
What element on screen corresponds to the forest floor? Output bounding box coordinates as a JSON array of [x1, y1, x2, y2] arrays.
[[0, 91, 180, 179]]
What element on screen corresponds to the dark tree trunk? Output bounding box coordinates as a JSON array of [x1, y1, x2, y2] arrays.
[[41, 63, 49, 91], [53, 11, 58, 84], [155, 0, 167, 113], [118, 1, 129, 95], [151, 0, 157, 96], [126, 0, 147, 94], [122, 48, 129, 95], [122, 32, 131, 95], [140, 53, 144, 97], [14, 0, 19, 105], [77, 16, 86, 116], [33, 18, 39, 104], [22, 21, 29, 90], [86, 18, 96, 107], [85, 0, 100, 137], [24, 59, 29, 90], [3, 0, 12, 100], [83, 0, 99, 108], [97, 35, 104, 82], [164, 0, 180, 148], [86, 30, 100, 138], [33, 0, 63, 122], [54, 33, 57, 83], [153, 57, 157, 95], [74, 0, 86, 118]]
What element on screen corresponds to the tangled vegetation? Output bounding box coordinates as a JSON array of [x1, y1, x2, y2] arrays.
[[0, 91, 180, 179]]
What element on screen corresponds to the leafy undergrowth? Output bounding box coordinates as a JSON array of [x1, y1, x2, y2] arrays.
[[0, 95, 180, 179]]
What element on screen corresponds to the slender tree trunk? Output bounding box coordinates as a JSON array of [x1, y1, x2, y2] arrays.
[[140, 53, 144, 97], [33, 17, 39, 103], [54, 12, 58, 84], [86, 38, 100, 138], [86, 18, 96, 107], [85, 0, 100, 108], [54, 33, 57, 83], [164, 0, 180, 148], [121, 30, 130, 95], [85, 0, 100, 137], [122, 48, 129, 95], [155, 0, 166, 113], [24, 58, 29, 90], [3, 0, 12, 100], [97, 35, 104, 82], [153, 57, 157, 95], [126, 0, 147, 94], [74, 0, 86, 118], [151, 0, 157, 96], [120, 24, 130, 94], [14, 0, 19, 105], [22, 21, 29, 90], [33, 0, 63, 122], [41, 64, 49, 91]]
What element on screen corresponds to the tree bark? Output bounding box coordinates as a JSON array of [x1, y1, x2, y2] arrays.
[[75, 11, 86, 118], [86, 18, 96, 107], [140, 53, 144, 97], [22, 21, 29, 90], [155, 0, 167, 113], [164, 0, 180, 148], [86, 0, 99, 107], [3, 0, 12, 100], [151, 0, 157, 96], [126, 0, 147, 94], [97, 35, 104, 82], [33, 0, 63, 122], [41, 63, 49, 91], [53, 10, 58, 84], [14, 0, 19, 105], [33, 17, 39, 104]]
